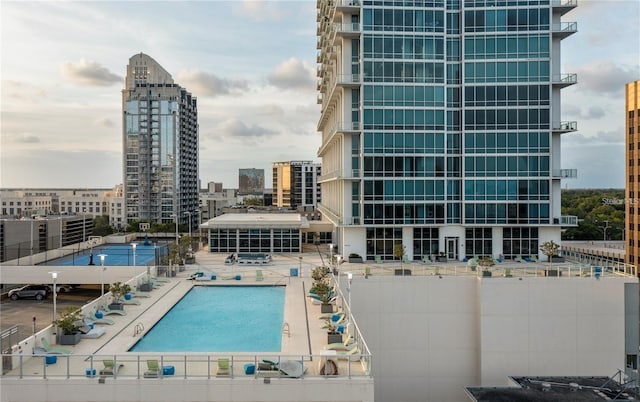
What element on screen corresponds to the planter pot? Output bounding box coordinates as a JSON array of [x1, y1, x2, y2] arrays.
[[481, 270, 492, 277], [551, 257, 565, 263], [394, 268, 412, 276], [60, 332, 81, 345], [108, 303, 124, 311], [124, 293, 132, 300], [327, 332, 342, 344], [321, 303, 334, 314], [348, 257, 363, 263], [545, 269, 562, 277], [436, 256, 448, 262], [138, 283, 153, 292]]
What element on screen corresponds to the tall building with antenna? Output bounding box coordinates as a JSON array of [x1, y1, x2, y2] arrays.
[[122, 53, 199, 228]]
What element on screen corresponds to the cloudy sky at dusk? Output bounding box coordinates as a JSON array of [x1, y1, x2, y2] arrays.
[[1, 0, 639, 189]]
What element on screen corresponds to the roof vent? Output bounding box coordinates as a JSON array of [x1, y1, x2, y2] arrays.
[[569, 382, 580, 392], [541, 382, 551, 392]]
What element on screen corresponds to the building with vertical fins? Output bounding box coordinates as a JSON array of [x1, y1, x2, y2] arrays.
[[626, 80, 640, 266], [316, 0, 578, 262], [272, 161, 322, 210], [122, 53, 199, 229]]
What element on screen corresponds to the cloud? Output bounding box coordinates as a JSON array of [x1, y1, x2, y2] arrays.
[[563, 104, 606, 120], [571, 61, 639, 96], [9, 133, 41, 144], [94, 117, 114, 128], [176, 70, 248, 97], [215, 119, 276, 139], [237, 1, 287, 21], [267, 58, 315, 91], [60, 59, 122, 86], [564, 129, 625, 146]]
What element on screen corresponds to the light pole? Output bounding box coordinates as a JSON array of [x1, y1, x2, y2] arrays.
[[30, 217, 34, 265], [49, 271, 59, 329], [58, 216, 63, 256], [82, 208, 86, 246], [299, 256, 303, 277], [170, 214, 179, 244], [184, 211, 192, 238], [132, 243, 137, 267], [336, 254, 342, 277], [347, 272, 353, 332], [98, 254, 107, 297], [329, 243, 334, 273], [603, 220, 609, 242]]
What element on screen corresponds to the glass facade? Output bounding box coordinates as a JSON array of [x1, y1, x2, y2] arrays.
[[123, 54, 199, 227], [209, 228, 301, 253], [317, 0, 575, 260]]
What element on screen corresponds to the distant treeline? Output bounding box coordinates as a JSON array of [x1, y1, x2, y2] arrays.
[[561, 189, 625, 241]]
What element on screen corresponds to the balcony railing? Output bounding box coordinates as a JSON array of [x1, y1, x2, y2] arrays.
[[560, 215, 578, 226], [552, 169, 578, 178], [552, 73, 577, 88], [335, 22, 360, 34], [551, 22, 577, 39], [552, 121, 577, 133], [551, 0, 577, 15]]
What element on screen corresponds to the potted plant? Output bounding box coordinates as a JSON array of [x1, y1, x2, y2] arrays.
[[312, 279, 335, 313], [325, 321, 343, 344], [540, 240, 561, 276], [348, 253, 363, 263], [108, 281, 131, 310], [436, 252, 448, 263], [477, 256, 494, 277], [53, 306, 83, 345]]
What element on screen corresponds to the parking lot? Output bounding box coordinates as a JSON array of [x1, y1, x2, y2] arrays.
[[0, 287, 101, 340]]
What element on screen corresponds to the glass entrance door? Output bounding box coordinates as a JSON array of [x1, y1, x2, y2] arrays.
[[446, 237, 458, 260]]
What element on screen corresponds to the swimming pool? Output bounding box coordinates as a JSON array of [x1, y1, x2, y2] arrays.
[[43, 243, 168, 266], [129, 286, 286, 352]]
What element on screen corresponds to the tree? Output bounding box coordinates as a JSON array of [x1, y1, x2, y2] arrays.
[[394, 243, 406, 268], [92, 216, 114, 236], [540, 240, 560, 269]]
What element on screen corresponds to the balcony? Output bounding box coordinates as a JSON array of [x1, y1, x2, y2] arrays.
[[552, 169, 577, 179], [559, 215, 578, 227], [551, 0, 577, 16], [551, 22, 577, 39], [334, 22, 360, 38], [552, 121, 577, 134], [335, 0, 361, 9], [552, 73, 577, 88]]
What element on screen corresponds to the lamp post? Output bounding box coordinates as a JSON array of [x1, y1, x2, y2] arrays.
[[299, 256, 303, 277], [347, 272, 353, 332], [184, 211, 192, 238], [82, 208, 86, 245], [603, 220, 609, 242], [49, 271, 59, 328], [336, 254, 342, 277], [170, 214, 179, 244], [58, 216, 63, 257], [98, 254, 107, 297], [329, 243, 334, 273], [30, 217, 34, 265], [131, 243, 137, 267]]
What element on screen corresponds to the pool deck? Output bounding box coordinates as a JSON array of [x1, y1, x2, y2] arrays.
[[5, 249, 367, 379]]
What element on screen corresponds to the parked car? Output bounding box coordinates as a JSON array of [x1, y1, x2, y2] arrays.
[[8, 285, 49, 301], [44, 284, 75, 293]]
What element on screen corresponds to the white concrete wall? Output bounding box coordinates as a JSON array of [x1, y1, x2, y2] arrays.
[[347, 274, 636, 402], [343, 227, 366, 259], [351, 275, 479, 402], [479, 276, 633, 386]]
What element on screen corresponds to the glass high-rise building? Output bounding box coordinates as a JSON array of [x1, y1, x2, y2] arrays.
[[273, 161, 322, 209], [317, 0, 578, 261], [122, 53, 199, 227]]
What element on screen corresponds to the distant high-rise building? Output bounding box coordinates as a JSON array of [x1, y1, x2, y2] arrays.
[[238, 168, 265, 196], [316, 0, 578, 261], [272, 161, 322, 209], [122, 53, 199, 228], [626, 80, 640, 265], [207, 182, 223, 194]]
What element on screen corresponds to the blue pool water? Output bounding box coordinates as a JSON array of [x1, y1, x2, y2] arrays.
[[129, 286, 285, 352], [44, 244, 167, 266]]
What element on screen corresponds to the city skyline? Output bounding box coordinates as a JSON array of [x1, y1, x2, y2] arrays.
[[1, 0, 639, 189]]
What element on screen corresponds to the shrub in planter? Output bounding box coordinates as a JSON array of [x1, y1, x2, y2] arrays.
[[108, 281, 131, 309], [53, 306, 83, 345], [348, 253, 363, 263]]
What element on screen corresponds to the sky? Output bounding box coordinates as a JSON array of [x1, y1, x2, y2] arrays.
[[1, 0, 639, 190]]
